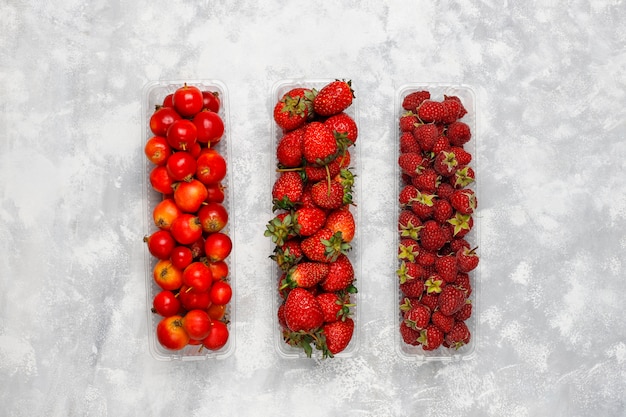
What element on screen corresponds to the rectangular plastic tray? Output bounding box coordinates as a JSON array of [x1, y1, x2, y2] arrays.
[[394, 83, 479, 361], [142, 79, 235, 361], [269, 79, 361, 359]]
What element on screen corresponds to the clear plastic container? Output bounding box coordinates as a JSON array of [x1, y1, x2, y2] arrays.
[[394, 83, 479, 361], [141, 80, 235, 361], [269, 79, 361, 359]]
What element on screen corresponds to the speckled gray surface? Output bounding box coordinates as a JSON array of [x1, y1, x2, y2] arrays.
[[2, 1, 626, 416]]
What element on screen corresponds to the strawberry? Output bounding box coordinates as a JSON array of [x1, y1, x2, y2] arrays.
[[325, 208, 355, 242], [409, 191, 436, 220], [402, 301, 431, 330], [282, 261, 330, 289], [418, 324, 444, 350], [270, 238, 303, 271], [454, 272, 472, 296], [419, 220, 447, 252], [438, 285, 467, 316], [398, 152, 428, 177], [450, 146, 472, 166], [456, 246, 479, 273], [399, 131, 421, 153], [417, 100, 447, 123], [333, 168, 355, 206], [398, 209, 422, 240], [412, 123, 439, 152], [451, 166, 475, 189], [320, 254, 355, 292], [301, 228, 350, 263], [273, 88, 312, 131], [444, 321, 470, 349], [444, 95, 467, 119], [446, 121, 471, 146], [321, 317, 354, 357], [316, 292, 353, 323], [434, 254, 458, 283], [302, 121, 338, 166], [433, 150, 458, 177], [276, 127, 305, 168], [283, 287, 324, 332], [310, 180, 345, 209], [431, 310, 455, 333], [324, 112, 358, 148], [449, 189, 477, 214], [293, 207, 326, 236], [447, 212, 473, 237], [313, 80, 354, 117], [265, 212, 296, 246], [412, 168, 440, 194], [402, 90, 431, 111], [398, 238, 419, 263], [272, 171, 303, 211], [396, 260, 425, 284], [399, 112, 419, 132], [399, 321, 421, 346], [432, 198, 454, 223], [453, 301, 472, 322]]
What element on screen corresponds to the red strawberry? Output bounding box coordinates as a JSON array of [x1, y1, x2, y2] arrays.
[[320, 254, 355, 292], [265, 212, 296, 246], [450, 189, 477, 214], [397, 260, 426, 284], [431, 310, 455, 333], [398, 238, 419, 263], [399, 112, 419, 132], [412, 124, 439, 152], [419, 324, 444, 350], [456, 246, 479, 273], [402, 90, 431, 111], [283, 287, 324, 332], [435, 254, 458, 283], [272, 171, 304, 211], [398, 153, 428, 177], [325, 208, 355, 242], [322, 317, 354, 357], [310, 180, 345, 209], [438, 285, 467, 316], [453, 301, 472, 322], [446, 121, 471, 146], [313, 80, 354, 116], [302, 121, 338, 166], [301, 228, 350, 263], [293, 207, 326, 236], [324, 112, 358, 148], [398, 209, 422, 240], [447, 212, 473, 238], [444, 95, 467, 119], [432, 198, 454, 224], [433, 150, 458, 177], [412, 168, 440, 194], [277, 302, 287, 328], [419, 220, 447, 252], [400, 321, 421, 346], [444, 320, 471, 349], [276, 128, 305, 168], [409, 191, 436, 220], [417, 100, 447, 123], [399, 131, 421, 154], [451, 166, 475, 189], [402, 301, 431, 330], [316, 292, 353, 323], [270, 238, 303, 271], [399, 277, 425, 298], [282, 261, 330, 289], [273, 88, 312, 131]]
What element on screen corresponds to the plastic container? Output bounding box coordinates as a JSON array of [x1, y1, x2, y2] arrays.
[[141, 80, 235, 361], [394, 83, 479, 361], [269, 79, 361, 359]]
